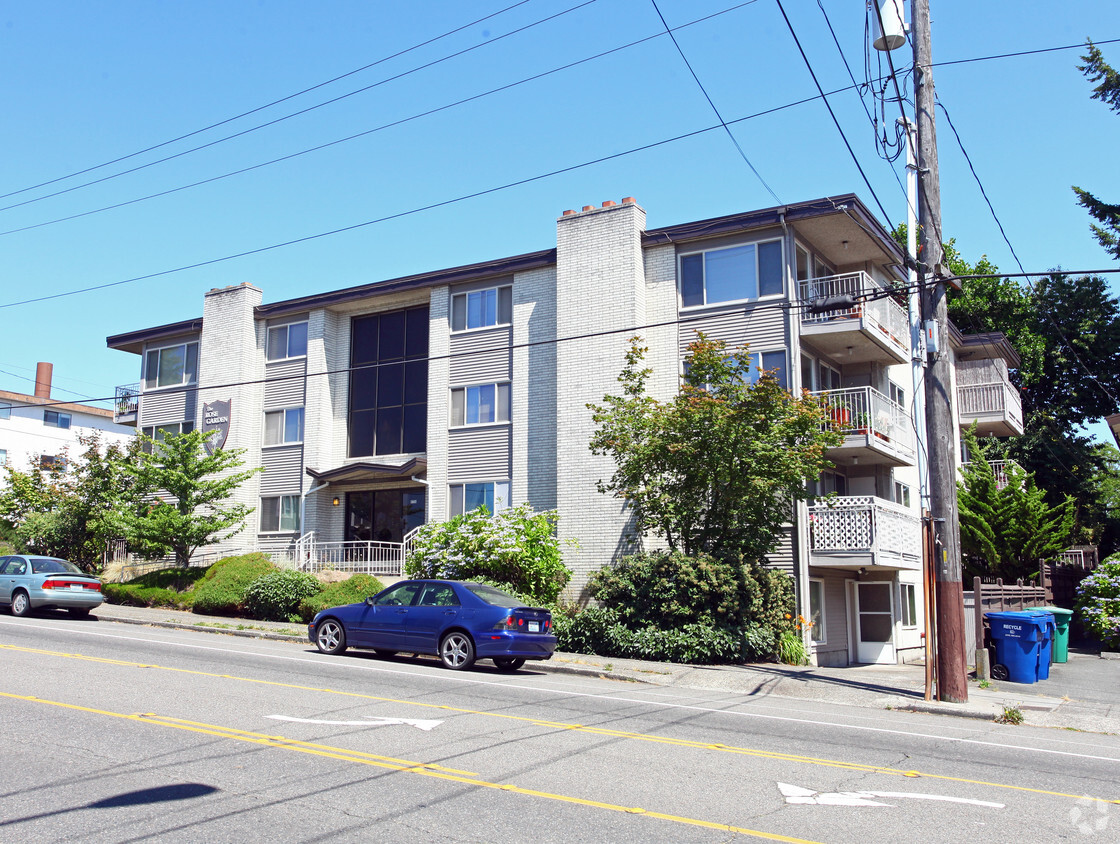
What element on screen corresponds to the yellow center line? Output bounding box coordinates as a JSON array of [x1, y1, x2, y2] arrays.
[[3, 643, 1116, 806], [0, 691, 818, 844]]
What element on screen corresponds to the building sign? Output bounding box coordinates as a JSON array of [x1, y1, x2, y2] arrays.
[[202, 399, 231, 455]]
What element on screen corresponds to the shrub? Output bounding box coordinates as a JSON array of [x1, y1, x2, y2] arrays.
[[244, 569, 323, 622], [554, 605, 740, 664], [191, 553, 278, 615], [102, 567, 208, 610], [1075, 560, 1120, 650], [741, 621, 779, 662], [298, 574, 385, 623], [405, 504, 571, 604]]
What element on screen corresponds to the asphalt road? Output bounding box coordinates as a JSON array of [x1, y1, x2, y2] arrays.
[[2, 612, 1118, 843]]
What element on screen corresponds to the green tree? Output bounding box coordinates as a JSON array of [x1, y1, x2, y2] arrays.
[[122, 430, 261, 566], [1073, 41, 1120, 260], [588, 334, 841, 563], [957, 431, 1076, 581]]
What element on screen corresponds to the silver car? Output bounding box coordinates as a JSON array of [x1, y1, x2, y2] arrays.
[[0, 555, 104, 618]]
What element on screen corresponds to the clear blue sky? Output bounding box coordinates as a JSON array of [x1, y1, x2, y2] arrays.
[[2, 0, 1118, 437]]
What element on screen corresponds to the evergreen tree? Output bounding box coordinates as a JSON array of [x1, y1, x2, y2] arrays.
[[1073, 41, 1120, 260]]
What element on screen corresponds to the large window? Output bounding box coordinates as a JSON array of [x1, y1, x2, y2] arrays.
[[808, 578, 826, 643], [451, 285, 512, 331], [260, 495, 300, 533], [680, 240, 783, 308], [264, 407, 304, 445], [743, 350, 787, 388], [450, 481, 510, 517], [451, 383, 510, 426], [141, 421, 195, 453], [267, 321, 308, 361], [44, 410, 71, 429], [346, 489, 426, 543], [349, 306, 428, 457], [144, 342, 199, 390]]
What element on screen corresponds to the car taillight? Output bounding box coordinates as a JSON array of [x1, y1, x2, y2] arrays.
[[42, 580, 99, 591], [42, 580, 62, 590], [494, 616, 517, 631]]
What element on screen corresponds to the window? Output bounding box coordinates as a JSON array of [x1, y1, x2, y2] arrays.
[[900, 583, 918, 627], [808, 579, 826, 643], [679, 240, 783, 307], [744, 350, 788, 388], [811, 470, 847, 498], [893, 481, 911, 508], [451, 383, 510, 426], [144, 342, 199, 389], [888, 380, 906, 407], [44, 410, 71, 429], [264, 408, 304, 445], [0, 449, 6, 466], [346, 489, 426, 543], [267, 321, 308, 361], [450, 481, 510, 516], [260, 495, 300, 532], [39, 455, 67, 471], [451, 286, 512, 331], [418, 583, 460, 607], [373, 582, 422, 607], [0, 402, 10, 420], [349, 306, 428, 457], [817, 362, 842, 392]]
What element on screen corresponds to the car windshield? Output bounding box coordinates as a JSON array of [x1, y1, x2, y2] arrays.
[[463, 583, 522, 608], [31, 558, 84, 575]]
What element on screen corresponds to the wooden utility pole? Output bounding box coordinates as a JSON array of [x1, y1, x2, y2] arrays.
[[913, 0, 968, 702]]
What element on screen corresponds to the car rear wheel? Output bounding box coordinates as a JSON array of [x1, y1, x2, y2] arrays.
[[315, 619, 347, 655], [493, 658, 525, 672], [439, 631, 475, 670], [68, 607, 91, 619], [11, 591, 32, 617]]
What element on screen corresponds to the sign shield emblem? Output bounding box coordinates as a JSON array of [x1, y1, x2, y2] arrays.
[[202, 399, 231, 455]]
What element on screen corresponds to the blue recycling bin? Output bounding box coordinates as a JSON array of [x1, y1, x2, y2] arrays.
[[986, 611, 1053, 684], [1025, 609, 1056, 679]]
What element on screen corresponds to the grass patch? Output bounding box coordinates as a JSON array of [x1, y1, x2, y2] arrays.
[[103, 567, 208, 610]]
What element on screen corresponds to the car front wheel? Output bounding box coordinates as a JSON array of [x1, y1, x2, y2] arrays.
[[493, 658, 525, 672], [315, 619, 347, 655], [10, 591, 32, 617], [439, 631, 475, 670]]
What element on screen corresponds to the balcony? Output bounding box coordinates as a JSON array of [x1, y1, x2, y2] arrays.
[[798, 272, 910, 364], [114, 383, 139, 425], [957, 380, 1023, 436], [808, 496, 922, 571], [960, 459, 1022, 490], [814, 386, 916, 467]]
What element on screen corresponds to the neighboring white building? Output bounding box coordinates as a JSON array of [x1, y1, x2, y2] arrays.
[[106, 195, 1023, 666], [0, 363, 137, 477]]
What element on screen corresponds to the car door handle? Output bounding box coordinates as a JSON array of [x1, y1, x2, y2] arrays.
[[443, 610, 456, 616], [396, 609, 408, 614]]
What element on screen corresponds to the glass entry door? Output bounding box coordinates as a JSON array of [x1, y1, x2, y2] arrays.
[[853, 581, 896, 664], [346, 489, 426, 543]]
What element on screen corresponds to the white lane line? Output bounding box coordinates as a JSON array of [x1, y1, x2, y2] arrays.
[[3, 616, 1119, 764], [777, 782, 1005, 809], [267, 714, 442, 730]]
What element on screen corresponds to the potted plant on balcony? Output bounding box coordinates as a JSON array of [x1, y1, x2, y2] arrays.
[[828, 405, 851, 428]]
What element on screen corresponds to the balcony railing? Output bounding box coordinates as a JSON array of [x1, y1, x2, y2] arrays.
[[813, 386, 915, 464], [293, 527, 420, 576], [957, 381, 1023, 436], [114, 383, 139, 424], [798, 272, 909, 362], [808, 496, 921, 570], [960, 459, 1021, 490]]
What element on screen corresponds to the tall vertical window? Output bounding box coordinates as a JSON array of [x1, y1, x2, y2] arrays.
[[679, 240, 783, 307], [349, 306, 428, 457], [808, 579, 826, 643], [267, 321, 308, 360], [743, 350, 788, 388], [449, 481, 510, 516], [0, 449, 7, 465], [44, 410, 71, 429], [451, 383, 510, 426], [900, 583, 918, 627], [144, 342, 199, 389], [260, 495, 300, 532], [264, 408, 304, 445], [451, 285, 512, 331]]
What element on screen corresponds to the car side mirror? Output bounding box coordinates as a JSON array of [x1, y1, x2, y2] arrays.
[[365, 596, 376, 606]]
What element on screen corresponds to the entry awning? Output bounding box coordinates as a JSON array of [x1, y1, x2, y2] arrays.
[[306, 457, 427, 485]]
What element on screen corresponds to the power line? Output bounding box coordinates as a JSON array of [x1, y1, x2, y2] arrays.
[[0, 0, 540, 203]]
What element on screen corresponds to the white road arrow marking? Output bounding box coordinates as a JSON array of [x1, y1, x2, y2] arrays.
[[267, 715, 442, 731], [777, 783, 1004, 809]]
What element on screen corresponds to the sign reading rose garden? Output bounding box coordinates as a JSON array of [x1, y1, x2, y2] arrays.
[[202, 399, 231, 455]]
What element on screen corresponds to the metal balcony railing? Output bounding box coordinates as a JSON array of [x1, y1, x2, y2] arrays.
[[293, 527, 421, 576], [114, 383, 139, 423], [960, 459, 1021, 490], [814, 385, 911, 442], [798, 272, 909, 346]]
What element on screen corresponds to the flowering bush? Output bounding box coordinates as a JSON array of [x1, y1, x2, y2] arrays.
[[405, 504, 571, 605], [1075, 559, 1120, 650]]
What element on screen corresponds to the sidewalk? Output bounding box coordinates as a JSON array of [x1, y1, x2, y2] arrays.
[[91, 602, 1120, 734]]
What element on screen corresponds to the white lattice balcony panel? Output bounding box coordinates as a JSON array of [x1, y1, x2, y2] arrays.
[[798, 272, 910, 364], [808, 496, 921, 571], [957, 381, 1024, 436], [814, 386, 916, 467]]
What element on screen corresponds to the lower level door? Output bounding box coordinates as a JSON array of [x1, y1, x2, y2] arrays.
[[854, 581, 896, 664]]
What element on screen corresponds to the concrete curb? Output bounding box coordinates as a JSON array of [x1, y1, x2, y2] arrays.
[[97, 613, 308, 643]]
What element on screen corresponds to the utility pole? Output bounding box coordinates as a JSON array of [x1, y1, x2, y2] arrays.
[[913, 0, 968, 702]]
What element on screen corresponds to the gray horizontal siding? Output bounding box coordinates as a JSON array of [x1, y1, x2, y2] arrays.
[[450, 327, 511, 384], [260, 445, 304, 494], [447, 426, 511, 482], [139, 388, 197, 427], [264, 359, 307, 410], [764, 526, 796, 577], [678, 305, 787, 354]]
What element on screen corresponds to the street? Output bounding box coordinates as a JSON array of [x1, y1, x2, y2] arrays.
[[1, 613, 1117, 843]]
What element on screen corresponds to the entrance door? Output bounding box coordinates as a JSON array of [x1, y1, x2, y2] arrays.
[[853, 581, 896, 664], [346, 489, 426, 542]]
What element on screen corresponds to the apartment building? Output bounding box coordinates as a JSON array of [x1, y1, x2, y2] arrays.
[[107, 194, 1024, 666]]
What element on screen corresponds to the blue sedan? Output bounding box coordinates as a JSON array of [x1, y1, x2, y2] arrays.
[[0, 555, 104, 617], [307, 579, 556, 671]]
